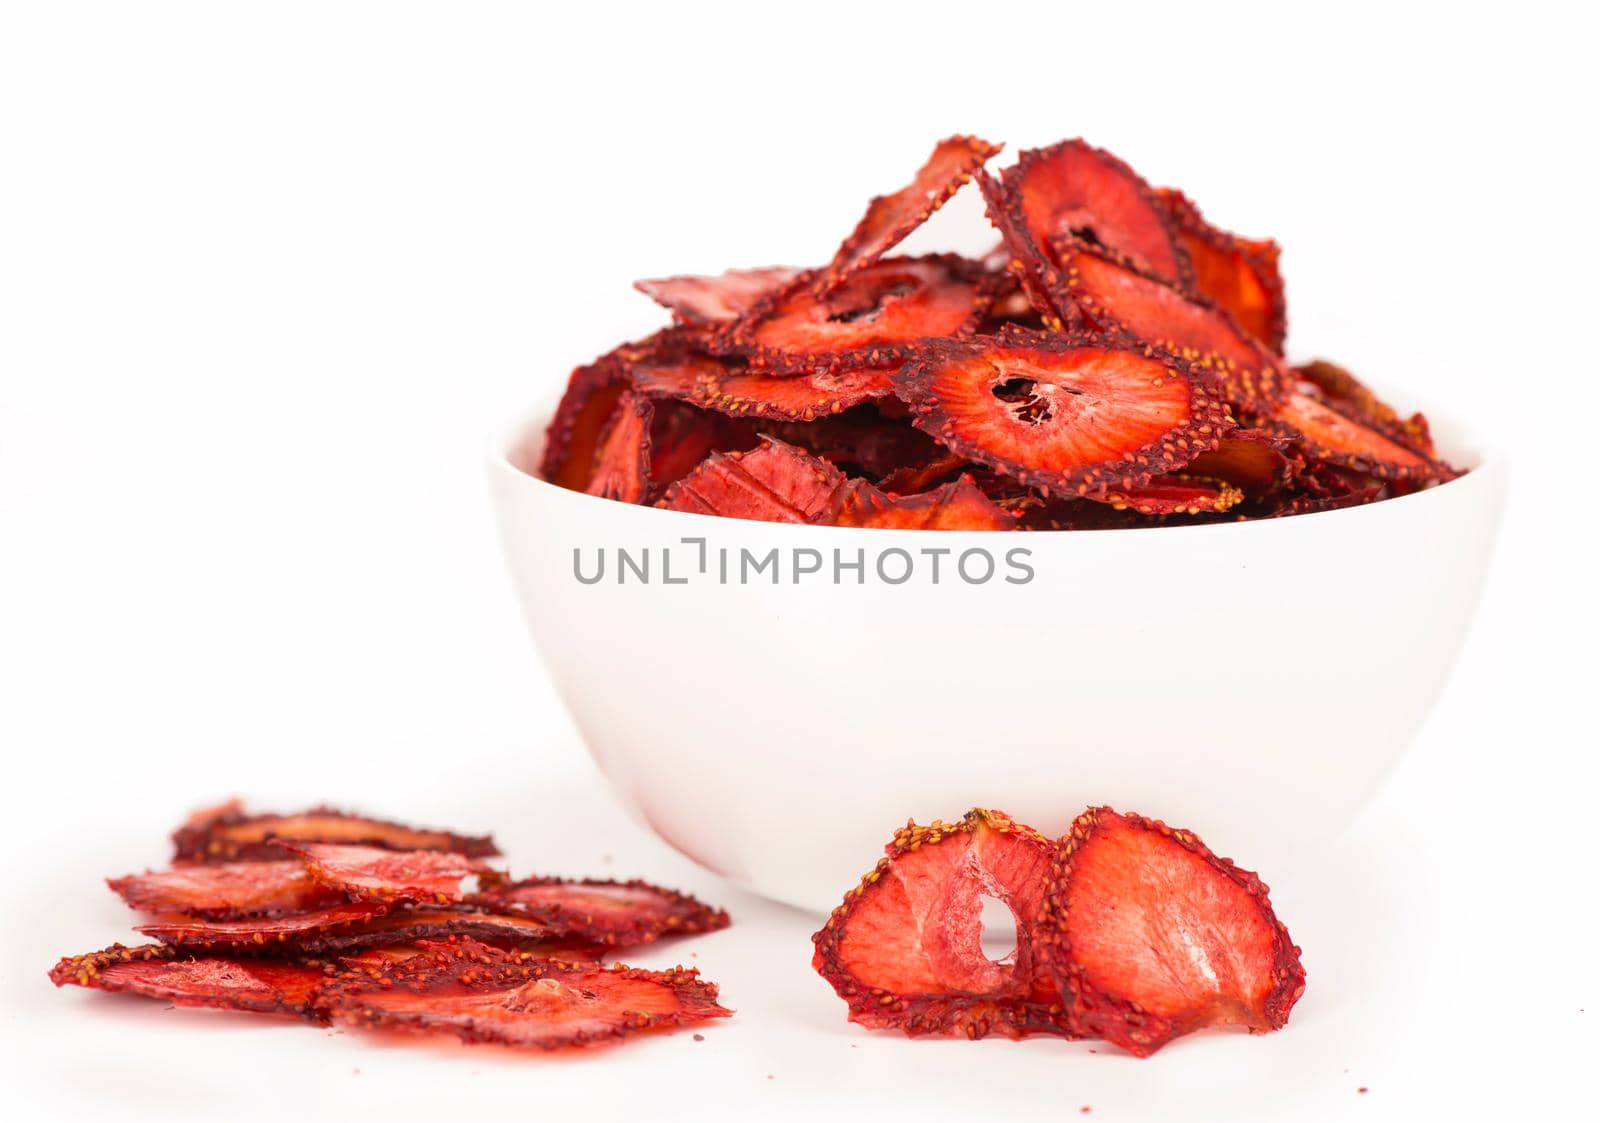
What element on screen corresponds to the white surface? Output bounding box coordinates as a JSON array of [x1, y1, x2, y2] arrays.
[[1, 3, 1594, 1121], [492, 408, 1505, 911]]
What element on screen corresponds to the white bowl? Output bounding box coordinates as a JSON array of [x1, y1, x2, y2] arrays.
[[489, 403, 1504, 913]]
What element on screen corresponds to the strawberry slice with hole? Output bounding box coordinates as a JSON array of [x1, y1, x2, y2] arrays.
[[891, 328, 1231, 496], [1041, 808, 1306, 1057], [812, 810, 1072, 1039], [815, 135, 1002, 295]]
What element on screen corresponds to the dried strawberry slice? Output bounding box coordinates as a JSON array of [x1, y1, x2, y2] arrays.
[[321, 938, 729, 1049], [1055, 241, 1286, 411], [813, 810, 1069, 1039], [474, 878, 730, 947], [1085, 475, 1245, 516], [172, 803, 498, 863], [49, 943, 328, 1020], [723, 256, 989, 375], [1272, 388, 1451, 480], [635, 266, 802, 325], [696, 363, 896, 422], [1041, 808, 1306, 1056], [584, 390, 653, 503], [877, 451, 970, 495], [824, 476, 1019, 530], [815, 135, 1002, 294], [657, 437, 846, 523], [1004, 139, 1189, 286], [627, 351, 712, 401], [892, 329, 1231, 496], [277, 843, 499, 904], [303, 910, 599, 957], [1183, 428, 1296, 498], [541, 352, 631, 490], [1294, 359, 1435, 456], [758, 407, 945, 481], [977, 171, 1071, 328], [135, 902, 390, 949], [1158, 189, 1287, 352], [647, 399, 760, 489], [109, 860, 340, 918]]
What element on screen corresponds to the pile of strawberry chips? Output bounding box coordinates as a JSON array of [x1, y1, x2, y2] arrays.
[[544, 135, 1458, 528], [51, 802, 731, 1051], [813, 807, 1305, 1056]]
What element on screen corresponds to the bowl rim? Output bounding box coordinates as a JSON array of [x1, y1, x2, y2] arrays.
[[487, 390, 1505, 537]]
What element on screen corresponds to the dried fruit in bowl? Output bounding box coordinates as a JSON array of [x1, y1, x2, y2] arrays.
[[892, 330, 1231, 496], [540, 132, 1464, 526], [719, 256, 991, 374], [1158, 188, 1287, 353]]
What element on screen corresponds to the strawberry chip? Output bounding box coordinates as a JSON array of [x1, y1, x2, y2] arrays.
[[276, 843, 499, 904], [892, 329, 1231, 496], [543, 132, 1465, 526], [812, 811, 1069, 1040], [815, 135, 1002, 295], [474, 878, 730, 947], [320, 939, 729, 1050], [172, 802, 498, 863], [50, 944, 329, 1020], [1042, 808, 1306, 1056], [108, 860, 338, 918]]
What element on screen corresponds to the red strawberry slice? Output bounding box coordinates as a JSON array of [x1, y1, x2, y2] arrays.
[[1056, 242, 1286, 411], [320, 938, 729, 1050], [696, 363, 897, 422], [812, 810, 1071, 1039], [892, 329, 1231, 495], [1005, 139, 1188, 285], [276, 842, 499, 905], [473, 878, 730, 947], [1158, 188, 1287, 353], [108, 859, 339, 918], [721, 256, 990, 375], [584, 391, 653, 503], [634, 266, 802, 325], [170, 801, 499, 863], [1085, 475, 1245, 516], [824, 475, 1018, 530], [1272, 388, 1450, 480], [1294, 359, 1435, 457], [49, 943, 327, 1020], [1042, 808, 1306, 1057], [656, 437, 846, 522], [815, 135, 1002, 294], [1183, 428, 1296, 498]]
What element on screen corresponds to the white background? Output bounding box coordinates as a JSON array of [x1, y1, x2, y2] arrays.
[[2, 2, 1595, 1120]]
